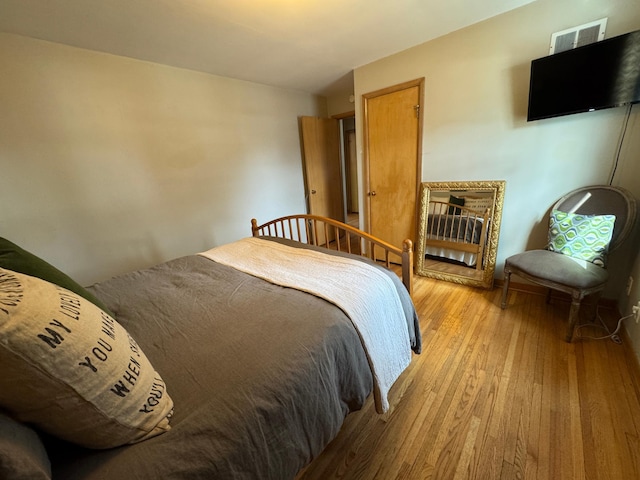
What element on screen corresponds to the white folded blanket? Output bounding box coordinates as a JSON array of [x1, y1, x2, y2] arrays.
[[199, 237, 412, 413]]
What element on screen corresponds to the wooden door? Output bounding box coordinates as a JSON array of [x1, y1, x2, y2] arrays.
[[363, 79, 423, 251], [300, 116, 344, 244], [300, 116, 343, 220]]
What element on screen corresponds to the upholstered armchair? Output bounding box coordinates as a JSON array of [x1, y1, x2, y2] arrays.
[[501, 185, 637, 342]]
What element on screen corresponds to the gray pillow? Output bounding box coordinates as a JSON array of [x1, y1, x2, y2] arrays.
[[0, 411, 51, 480]]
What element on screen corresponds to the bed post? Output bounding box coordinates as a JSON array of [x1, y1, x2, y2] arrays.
[[402, 239, 413, 295], [251, 218, 259, 237]]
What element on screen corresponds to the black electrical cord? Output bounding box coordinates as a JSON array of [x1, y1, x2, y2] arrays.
[[609, 103, 634, 185]]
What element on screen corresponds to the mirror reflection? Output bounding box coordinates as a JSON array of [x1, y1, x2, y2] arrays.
[[415, 180, 506, 288]]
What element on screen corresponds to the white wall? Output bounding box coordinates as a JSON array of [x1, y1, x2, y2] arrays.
[[354, 0, 640, 354], [616, 110, 640, 359], [0, 33, 326, 285], [327, 93, 355, 118]]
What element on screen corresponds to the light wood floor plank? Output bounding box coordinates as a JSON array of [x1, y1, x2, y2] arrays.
[[298, 276, 640, 480]]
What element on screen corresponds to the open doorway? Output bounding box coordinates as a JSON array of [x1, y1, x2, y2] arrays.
[[333, 113, 358, 229], [299, 112, 357, 229], [342, 116, 358, 228]]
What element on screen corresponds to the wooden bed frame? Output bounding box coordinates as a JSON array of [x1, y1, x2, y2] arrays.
[[251, 214, 413, 294], [424, 201, 491, 271]]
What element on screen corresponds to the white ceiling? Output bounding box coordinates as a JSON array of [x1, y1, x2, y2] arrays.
[[0, 0, 536, 96]]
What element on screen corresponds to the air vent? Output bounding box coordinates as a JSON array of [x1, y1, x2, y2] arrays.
[[550, 18, 607, 54]]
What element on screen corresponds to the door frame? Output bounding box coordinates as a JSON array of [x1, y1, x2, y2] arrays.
[[362, 78, 425, 234]]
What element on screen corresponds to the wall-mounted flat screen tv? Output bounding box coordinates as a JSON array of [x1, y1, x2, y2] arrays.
[[527, 29, 640, 121]]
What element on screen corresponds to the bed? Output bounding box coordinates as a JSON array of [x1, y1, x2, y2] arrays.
[[424, 198, 491, 269], [0, 214, 420, 480]]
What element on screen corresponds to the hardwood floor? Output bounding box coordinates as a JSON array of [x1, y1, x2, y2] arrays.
[[298, 275, 640, 479], [346, 212, 359, 229]]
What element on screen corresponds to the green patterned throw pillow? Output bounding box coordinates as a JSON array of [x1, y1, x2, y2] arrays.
[[548, 210, 616, 267]]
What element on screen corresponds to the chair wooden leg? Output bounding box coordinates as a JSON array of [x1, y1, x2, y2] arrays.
[[501, 270, 511, 309], [566, 295, 582, 342]]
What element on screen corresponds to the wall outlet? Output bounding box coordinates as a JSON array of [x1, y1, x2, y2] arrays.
[[634, 301, 640, 324], [627, 276, 634, 296]]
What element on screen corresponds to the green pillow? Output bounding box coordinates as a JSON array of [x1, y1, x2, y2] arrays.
[[0, 237, 113, 315], [448, 195, 465, 215], [548, 210, 616, 267]]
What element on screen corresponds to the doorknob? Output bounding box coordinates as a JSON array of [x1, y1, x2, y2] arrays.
[[311, 190, 317, 194], [368, 191, 377, 196]]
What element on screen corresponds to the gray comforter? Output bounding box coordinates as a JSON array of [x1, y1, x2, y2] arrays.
[[427, 214, 485, 244], [45, 241, 420, 479]]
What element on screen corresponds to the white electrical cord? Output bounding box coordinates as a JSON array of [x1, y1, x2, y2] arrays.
[[575, 308, 634, 344]]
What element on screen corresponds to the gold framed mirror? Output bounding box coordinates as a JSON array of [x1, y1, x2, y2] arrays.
[[415, 180, 506, 288]]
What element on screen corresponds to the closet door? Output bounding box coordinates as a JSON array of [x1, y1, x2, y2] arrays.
[[363, 79, 423, 252]]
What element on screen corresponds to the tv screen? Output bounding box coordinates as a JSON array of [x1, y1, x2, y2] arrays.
[[527, 29, 640, 121]]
